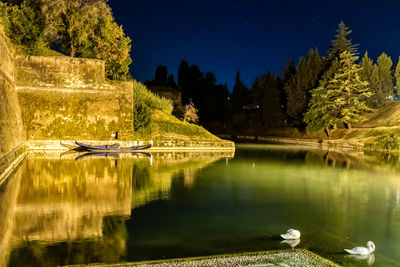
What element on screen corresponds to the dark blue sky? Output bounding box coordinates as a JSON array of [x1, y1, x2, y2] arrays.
[[109, 0, 400, 90]]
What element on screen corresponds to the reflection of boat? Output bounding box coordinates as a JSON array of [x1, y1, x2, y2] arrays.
[[74, 151, 152, 160], [61, 140, 152, 152]]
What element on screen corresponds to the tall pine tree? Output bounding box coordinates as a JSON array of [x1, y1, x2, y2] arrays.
[[285, 48, 323, 126], [377, 53, 393, 104], [231, 71, 249, 113], [327, 21, 358, 60], [395, 56, 400, 94], [304, 51, 371, 135]]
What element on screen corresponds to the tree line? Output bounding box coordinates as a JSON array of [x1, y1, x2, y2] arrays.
[[0, 0, 131, 80], [147, 21, 400, 136]]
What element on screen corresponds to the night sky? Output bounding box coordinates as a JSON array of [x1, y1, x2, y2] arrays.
[[108, 0, 400, 90]]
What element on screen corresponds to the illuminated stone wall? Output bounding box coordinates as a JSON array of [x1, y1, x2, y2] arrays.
[[14, 55, 134, 140], [0, 26, 25, 177]]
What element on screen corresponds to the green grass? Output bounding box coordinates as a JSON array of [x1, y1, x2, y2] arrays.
[[133, 81, 173, 115], [133, 110, 221, 141]]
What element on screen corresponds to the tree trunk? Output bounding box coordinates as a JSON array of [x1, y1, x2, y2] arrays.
[[70, 44, 75, 57], [324, 128, 330, 139]]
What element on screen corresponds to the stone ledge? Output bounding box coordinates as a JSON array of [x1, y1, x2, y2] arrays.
[[27, 140, 235, 151], [82, 249, 338, 267], [0, 144, 26, 186]]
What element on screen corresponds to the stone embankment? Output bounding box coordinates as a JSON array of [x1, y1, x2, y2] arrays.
[[87, 250, 338, 267], [219, 134, 364, 152], [27, 139, 235, 151]]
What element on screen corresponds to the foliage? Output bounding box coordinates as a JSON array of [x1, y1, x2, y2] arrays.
[[132, 110, 221, 141], [231, 71, 250, 113], [133, 81, 173, 115], [133, 103, 151, 131], [284, 48, 323, 125], [176, 60, 230, 125], [251, 72, 283, 127], [304, 51, 371, 134], [360, 53, 393, 108], [92, 7, 132, 80], [395, 56, 400, 94], [172, 105, 185, 120], [1, 0, 132, 80], [377, 53, 393, 103], [327, 21, 357, 60], [0, 0, 45, 54], [184, 101, 199, 123], [369, 134, 399, 152]]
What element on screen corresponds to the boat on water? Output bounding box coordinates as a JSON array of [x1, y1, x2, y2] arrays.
[[61, 140, 153, 152]]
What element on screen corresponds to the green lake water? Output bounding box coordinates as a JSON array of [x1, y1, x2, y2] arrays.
[[1, 144, 400, 266]]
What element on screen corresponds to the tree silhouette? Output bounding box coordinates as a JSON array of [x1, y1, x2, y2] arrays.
[[231, 71, 249, 113], [154, 65, 168, 86], [285, 48, 323, 126]]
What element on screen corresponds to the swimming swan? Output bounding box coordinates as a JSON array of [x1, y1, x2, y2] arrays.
[[280, 229, 301, 240], [344, 241, 375, 255]]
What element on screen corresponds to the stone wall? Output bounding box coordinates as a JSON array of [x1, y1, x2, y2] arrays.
[[14, 56, 133, 140], [0, 26, 26, 177], [14, 55, 105, 89]]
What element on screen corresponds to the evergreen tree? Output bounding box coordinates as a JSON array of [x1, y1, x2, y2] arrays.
[[256, 72, 282, 127], [368, 65, 381, 107], [323, 21, 358, 85], [278, 58, 296, 113], [359, 51, 377, 107], [167, 74, 177, 88], [285, 48, 323, 126], [154, 65, 168, 86], [395, 56, 400, 94], [359, 52, 374, 82], [231, 71, 249, 113], [377, 52, 393, 101], [327, 21, 358, 60], [304, 51, 371, 135]]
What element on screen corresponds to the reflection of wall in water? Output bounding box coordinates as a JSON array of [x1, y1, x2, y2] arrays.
[[0, 168, 22, 267], [12, 157, 132, 245], [0, 151, 231, 266]]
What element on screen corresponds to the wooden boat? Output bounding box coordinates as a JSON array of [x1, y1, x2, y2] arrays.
[[61, 140, 152, 152]]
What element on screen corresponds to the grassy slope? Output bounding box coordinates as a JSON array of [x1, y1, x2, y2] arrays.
[[133, 110, 222, 142], [262, 102, 400, 143], [324, 102, 400, 142]]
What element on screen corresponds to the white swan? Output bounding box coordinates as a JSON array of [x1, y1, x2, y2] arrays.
[[280, 229, 301, 240], [344, 241, 375, 255]]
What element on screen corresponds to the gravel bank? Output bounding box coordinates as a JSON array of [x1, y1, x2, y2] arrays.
[[89, 249, 338, 267]]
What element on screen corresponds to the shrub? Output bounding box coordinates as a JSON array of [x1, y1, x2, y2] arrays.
[[133, 81, 173, 115], [172, 105, 185, 120], [184, 101, 199, 123], [376, 134, 399, 152], [133, 103, 151, 131], [0, 0, 45, 54]]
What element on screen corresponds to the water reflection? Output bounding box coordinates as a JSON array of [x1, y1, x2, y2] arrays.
[[280, 239, 300, 248], [345, 253, 375, 265], [3, 145, 400, 266], [0, 151, 233, 266]]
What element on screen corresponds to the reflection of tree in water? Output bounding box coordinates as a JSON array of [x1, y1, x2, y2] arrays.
[[365, 151, 400, 169], [132, 161, 151, 190], [305, 150, 366, 170], [8, 216, 127, 266]]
